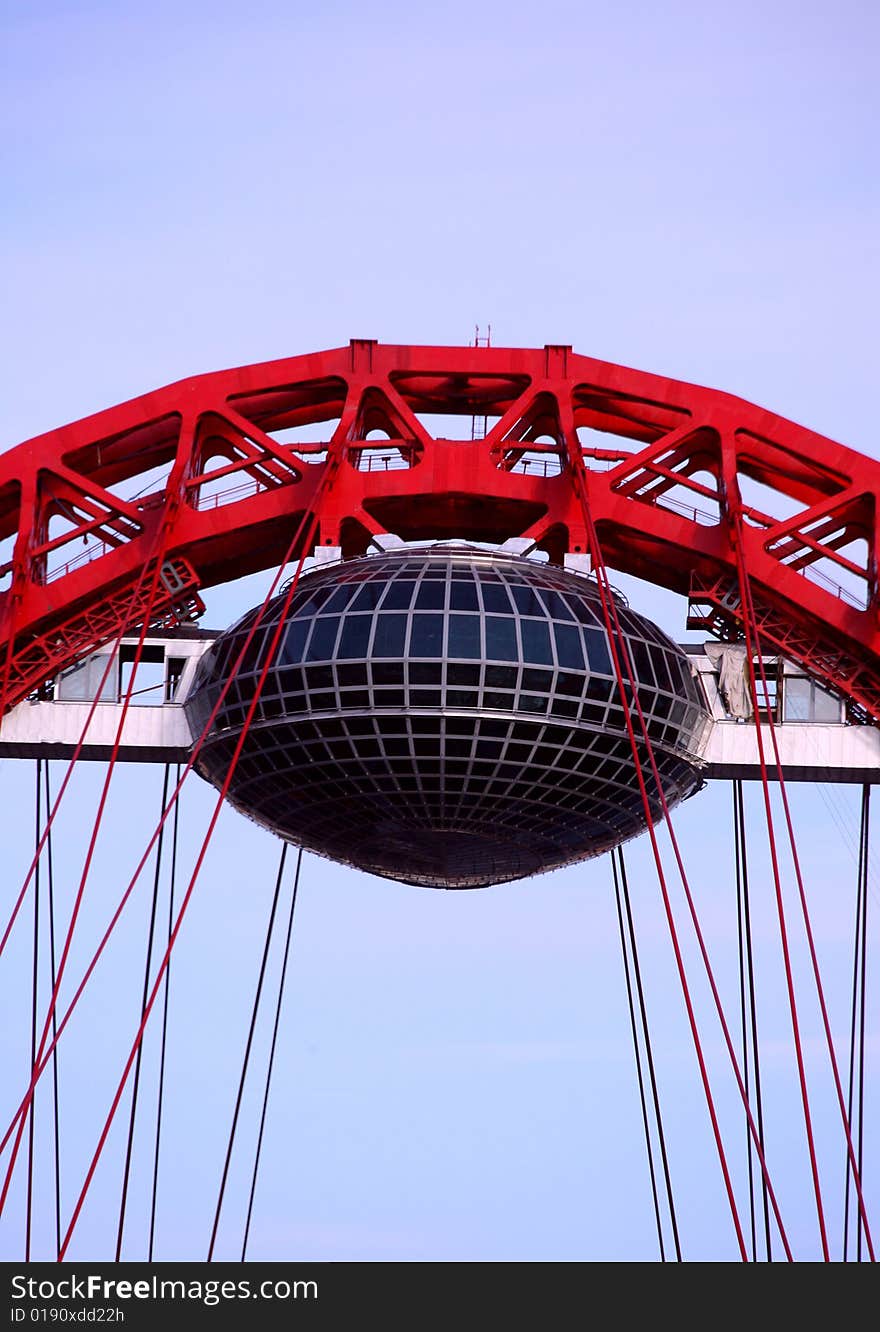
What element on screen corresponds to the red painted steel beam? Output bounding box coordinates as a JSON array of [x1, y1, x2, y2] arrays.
[[2, 340, 879, 717]]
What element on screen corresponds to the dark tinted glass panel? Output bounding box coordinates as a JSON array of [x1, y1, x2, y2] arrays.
[[207, 638, 234, 681], [569, 598, 597, 625], [336, 615, 373, 659], [322, 586, 357, 614], [448, 614, 481, 659], [342, 689, 370, 709], [305, 665, 334, 689], [480, 718, 509, 738], [630, 638, 654, 686], [236, 628, 265, 675], [298, 586, 333, 614], [510, 584, 545, 617], [409, 614, 444, 656], [372, 614, 407, 657], [380, 581, 416, 610], [683, 671, 701, 705], [584, 627, 612, 675], [666, 654, 686, 692], [586, 673, 612, 700], [449, 580, 479, 611], [415, 580, 446, 610], [350, 582, 384, 611], [484, 691, 515, 710], [448, 663, 480, 685], [337, 663, 367, 686], [409, 662, 441, 684], [553, 699, 579, 718], [382, 736, 411, 756], [277, 666, 305, 695], [485, 615, 518, 661], [411, 689, 442, 706], [521, 619, 553, 665], [485, 665, 518, 689], [371, 661, 403, 684], [280, 618, 310, 665], [539, 590, 575, 621], [653, 651, 673, 692], [554, 623, 584, 670], [480, 583, 512, 614], [306, 616, 339, 661]]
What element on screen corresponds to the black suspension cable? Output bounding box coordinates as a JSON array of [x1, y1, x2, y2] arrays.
[[844, 784, 870, 1261], [26, 761, 41, 1259], [115, 764, 171, 1261], [618, 847, 682, 1262], [148, 765, 180, 1261], [843, 786, 864, 1260], [734, 779, 771, 1261], [43, 761, 61, 1260], [611, 850, 666, 1261], [856, 787, 870, 1263], [734, 780, 757, 1261], [208, 842, 288, 1261], [241, 848, 303, 1261]]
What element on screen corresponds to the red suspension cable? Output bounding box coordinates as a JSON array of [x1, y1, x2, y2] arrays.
[[0, 414, 204, 963], [0, 538, 187, 1221], [0, 387, 356, 1165], [565, 446, 794, 1259], [0, 459, 339, 1165], [576, 508, 748, 1257], [1, 422, 205, 1208], [0, 558, 172, 963], [54, 442, 345, 1258], [730, 515, 875, 1260], [57, 501, 328, 1259]]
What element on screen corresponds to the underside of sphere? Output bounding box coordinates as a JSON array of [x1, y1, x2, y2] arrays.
[[185, 546, 710, 888]]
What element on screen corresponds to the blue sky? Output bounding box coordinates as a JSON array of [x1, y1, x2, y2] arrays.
[[0, 0, 877, 1261]]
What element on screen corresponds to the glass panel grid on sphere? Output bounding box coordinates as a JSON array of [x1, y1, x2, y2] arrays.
[[186, 546, 710, 888]]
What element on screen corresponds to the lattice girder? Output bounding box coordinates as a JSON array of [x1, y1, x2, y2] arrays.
[[1, 341, 879, 717]]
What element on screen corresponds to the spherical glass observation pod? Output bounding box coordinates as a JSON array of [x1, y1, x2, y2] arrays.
[[186, 546, 711, 888]]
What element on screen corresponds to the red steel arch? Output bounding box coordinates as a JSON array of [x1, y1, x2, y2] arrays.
[[2, 340, 880, 717]]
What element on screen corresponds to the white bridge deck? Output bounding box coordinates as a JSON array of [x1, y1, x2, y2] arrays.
[[0, 632, 877, 783]]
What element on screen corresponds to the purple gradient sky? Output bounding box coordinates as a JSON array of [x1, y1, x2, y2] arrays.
[[0, 0, 877, 1261]]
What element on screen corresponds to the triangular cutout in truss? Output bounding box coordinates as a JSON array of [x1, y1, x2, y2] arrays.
[[0, 480, 22, 593], [345, 386, 430, 473], [731, 432, 873, 608], [608, 426, 723, 526], [491, 391, 566, 478], [759, 488, 874, 609], [36, 467, 144, 573], [186, 409, 305, 510]]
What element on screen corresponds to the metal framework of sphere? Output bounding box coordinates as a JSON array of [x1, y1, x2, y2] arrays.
[[186, 546, 710, 888]]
